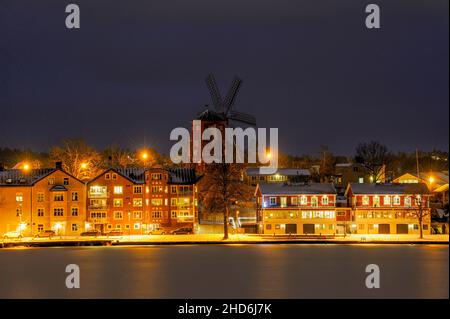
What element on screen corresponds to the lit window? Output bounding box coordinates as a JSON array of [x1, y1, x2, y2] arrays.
[[291, 197, 298, 205], [113, 198, 123, 207], [37, 193, 44, 202], [105, 173, 110, 180], [321, 196, 329, 205], [72, 192, 78, 201], [152, 211, 162, 218], [373, 196, 380, 207], [112, 174, 117, 180], [300, 195, 307, 205], [269, 197, 276, 205], [54, 194, 64, 202], [133, 211, 142, 219], [114, 211, 123, 220], [404, 196, 412, 207], [171, 186, 177, 194], [151, 199, 163, 206], [311, 196, 318, 207], [171, 198, 177, 206], [16, 193, 23, 202], [114, 186, 123, 194], [393, 195, 401, 205], [133, 186, 143, 194], [171, 211, 177, 218], [134, 223, 140, 230], [280, 197, 287, 207], [133, 198, 143, 207], [383, 195, 391, 205], [362, 196, 369, 205]]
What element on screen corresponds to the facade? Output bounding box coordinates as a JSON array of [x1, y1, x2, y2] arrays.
[[86, 167, 200, 234], [255, 183, 338, 235], [393, 171, 449, 204], [345, 183, 431, 235], [0, 162, 87, 236]]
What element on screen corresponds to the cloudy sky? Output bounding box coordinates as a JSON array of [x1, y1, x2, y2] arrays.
[[0, 0, 448, 156]]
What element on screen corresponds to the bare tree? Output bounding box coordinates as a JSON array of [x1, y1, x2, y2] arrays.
[[198, 163, 252, 239], [355, 141, 390, 183], [406, 184, 431, 239], [50, 138, 102, 180], [102, 145, 134, 168]]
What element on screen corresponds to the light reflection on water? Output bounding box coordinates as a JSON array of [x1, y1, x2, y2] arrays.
[[0, 244, 448, 298]]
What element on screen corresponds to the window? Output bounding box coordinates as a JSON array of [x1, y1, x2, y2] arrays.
[[152, 211, 162, 218], [116, 224, 122, 229], [125, 224, 130, 229], [48, 178, 55, 185], [133, 198, 143, 207], [37, 208, 44, 217], [311, 196, 318, 207], [38, 224, 44, 232], [16, 193, 23, 202], [71, 207, 78, 216], [358, 177, 364, 183], [423, 224, 428, 230], [133, 223, 140, 230], [383, 196, 391, 205], [107, 224, 112, 229], [72, 224, 78, 232], [63, 178, 69, 185], [113, 198, 123, 207], [72, 192, 78, 201], [269, 197, 276, 205], [112, 173, 117, 180], [415, 195, 422, 206], [105, 173, 111, 180], [54, 194, 64, 201], [114, 186, 123, 194], [373, 196, 380, 207], [321, 196, 329, 205], [152, 186, 159, 193], [171, 186, 177, 194], [300, 195, 307, 205], [171, 198, 178, 206], [37, 193, 44, 202], [114, 211, 123, 220], [266, 224, 272, 230], [90, 212, 106, 219], [275, 224, 280, 229], [413, 224, 419, 230], [171, 211, 177, 218], [53, 208, 64, 216], [362, 196, 369, 205], [393, 195, 401, 205], [89, 186, 107, 197], [358, 224, 365, 230], [291, 197, 298, 205], [151, 199, 163, 206], [133, 186, 143, 194], [404, 196, 412, 207], [280, 197, 287, 207], [133, 211, 142, 219], [152, 173, 162, 180]]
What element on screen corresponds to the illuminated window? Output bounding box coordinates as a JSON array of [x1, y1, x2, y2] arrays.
[[54, 194, 64, 202], [133, 186, 143, 194], [72, 192, 78, 201], [151, 199, 163, 206], [383, 195, 391, 205], [171, 211, 177, 218], [311, 196, 318, 207], [152, 211, 162, 218], [404, 196, 412, 207], [16, 193, 23, 202], [133, 198, 143, 207], [280, 197, 287, 207], [300, 195, 307, 205], [321, 196, 329, 205], [114, 211, 123, 220], [171, 198, 177, 206], [393, 195, 401, 205], [291, 197, 298, 205], [362, 196, 369, 205], [112, 174, 117, 180], [114, 186, 123, 194], [134, 223, 140, 230], [269, 197, 276, 205], [373, 196, 380, 207], [105, 173, 110, 180], [171, 186, 177, 194], [415, 195, 422, 206], [113, 198, 123, 207], [90, 186, 107, 197]]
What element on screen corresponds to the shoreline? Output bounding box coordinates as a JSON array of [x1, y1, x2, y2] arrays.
[[1, 234, 448, 248]]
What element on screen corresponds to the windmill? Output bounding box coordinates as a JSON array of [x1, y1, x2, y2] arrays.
[[197, 73, 256, 127]]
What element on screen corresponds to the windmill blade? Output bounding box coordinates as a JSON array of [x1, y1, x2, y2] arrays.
[[205, 73, 223, 112], [223, 76, 242, 115]]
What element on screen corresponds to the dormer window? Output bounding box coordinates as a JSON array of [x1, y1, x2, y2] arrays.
[[404, 196, 412, 207], [362, 195, 369, 205], [393, 195, 401, 205], [321, 196, 329, 205]]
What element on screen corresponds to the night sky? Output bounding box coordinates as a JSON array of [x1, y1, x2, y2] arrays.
[[0, 0, 448, 156]]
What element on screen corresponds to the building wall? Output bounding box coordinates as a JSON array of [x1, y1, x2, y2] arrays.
[[0, 186, 32, 235]]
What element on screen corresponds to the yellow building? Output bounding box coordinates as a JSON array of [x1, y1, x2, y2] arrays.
[[0, 162, 87, 236]]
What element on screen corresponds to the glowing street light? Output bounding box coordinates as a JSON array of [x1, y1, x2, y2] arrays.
[[141, 151, 149, 160], [80, 162, 88, 169], [22, 163, 30, 171]]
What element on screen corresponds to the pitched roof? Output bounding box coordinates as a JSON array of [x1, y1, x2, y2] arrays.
[[246, 168, 311, 176], [167, 168, 200, 185], [115, 168, 146, 184], [257, 183, 336, 195], [347, 183, 430, 195], [0, 169, 56, 186]]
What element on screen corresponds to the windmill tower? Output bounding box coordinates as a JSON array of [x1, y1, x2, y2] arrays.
[[192, 74, 257, 166]]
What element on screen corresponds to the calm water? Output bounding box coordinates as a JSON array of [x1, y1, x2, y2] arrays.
[[0, 244, 447, 298]]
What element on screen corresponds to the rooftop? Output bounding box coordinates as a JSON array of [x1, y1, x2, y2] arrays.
[[347, 183, 430, 195], [257, 182, 336, 195]]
